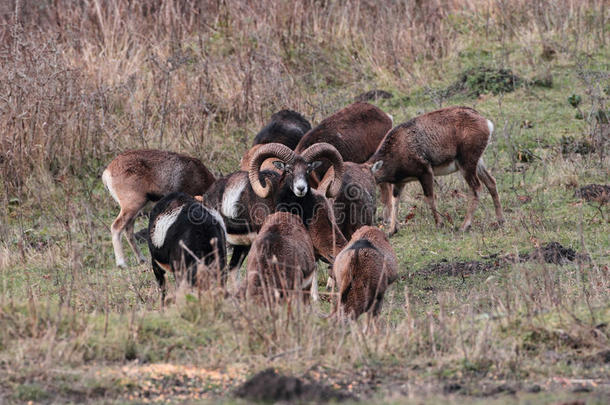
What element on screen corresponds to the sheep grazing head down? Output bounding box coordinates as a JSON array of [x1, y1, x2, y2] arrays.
[[248, 142, 345, 200]]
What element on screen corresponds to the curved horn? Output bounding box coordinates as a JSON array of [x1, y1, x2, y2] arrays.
[[248, 143, 297, 198], [301, 143, 344, 198], [316, 166, 335, 197]]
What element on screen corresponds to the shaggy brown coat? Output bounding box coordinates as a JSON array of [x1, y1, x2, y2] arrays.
[[102, 149, 215, 267], [332, 226, 398, 319], [368, 106, 504, 234], [243, 212, 316, 302], [318, 162, 376, 240], [295, 101, 394, 222]]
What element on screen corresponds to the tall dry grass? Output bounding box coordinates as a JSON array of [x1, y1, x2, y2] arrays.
[[0, 0, 606, 195]]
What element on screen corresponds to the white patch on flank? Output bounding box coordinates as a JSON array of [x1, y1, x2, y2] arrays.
[[207, 208, 226, 236], [487, 119, 494, 136], [151, 205, 184, 248], [386, 112, 393, 124], [226, 232, 258, 246], [433, 160, 458, 176], [293, 178, 308, 197], [102, 169, 120, 204], [222, 177, 247, 219]]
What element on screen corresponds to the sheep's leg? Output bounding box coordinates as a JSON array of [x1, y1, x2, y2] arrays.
[[111, 210, 136, 267], [418, 168, 441, 227], [379, 182, 393, 224], [388, 182, 405, 236], [152, 259, 168, 307], [326, 275, 335, 290], [310, 269, 319, 302], [229, 244, 250, 275], [111, 196, 146, 267], [477, 160, 505, 226], [124, 213, 147, 264], [460, 164, 482, 232]]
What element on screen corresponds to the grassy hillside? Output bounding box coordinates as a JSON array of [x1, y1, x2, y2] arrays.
[[0, 1, 608, 403]]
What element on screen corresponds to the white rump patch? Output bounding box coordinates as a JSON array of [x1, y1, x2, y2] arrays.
[[151, 205, 184, 248], [433, 160, 458, 176], [386, 112, 393, 124], [102, 169, 120, 204], [487, 119, 494, 136], [226, 232, 258, 246], [222, 177, 247, 219]]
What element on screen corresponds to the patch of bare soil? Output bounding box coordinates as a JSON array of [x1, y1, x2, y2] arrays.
[[421, 242, 588, 278], [524, 242, 578, 264], [234, 368, 356, 403], [561, 136, 596, 156], [420, 258, 503, 277], [574, 184, 610, 204]]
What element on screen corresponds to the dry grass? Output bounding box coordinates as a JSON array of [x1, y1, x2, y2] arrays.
[[0, 0, 608, 403]]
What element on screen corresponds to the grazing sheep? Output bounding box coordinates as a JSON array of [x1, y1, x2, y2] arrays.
[[202, 170, 277, 272], [243, 212, 316, 302], [368, 106, 504, 234], [318, 162, 377, 240], [148, 192, 226, 304], [253, 109, 311, 149], [295, 101, 394, 223], [102, 150, 215, 267], [247, 142, 347, 266], [204, 142, 347, 281], [332, 226, 398, 319], [241, 110, 312, 173]]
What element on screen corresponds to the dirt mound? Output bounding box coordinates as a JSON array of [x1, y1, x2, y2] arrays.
[[234, 368, 356, 403], [422, 241, 586, 277], [510, 242, 589, 265], [561, 136, 596, 156], [444, 66, 524, 97], [524, 242, 578, 265], [354, 89, 393, 102], [420, 258, 502, 277], [574, 184, 610, 204]]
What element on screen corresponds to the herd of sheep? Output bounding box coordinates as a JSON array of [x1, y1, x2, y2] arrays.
[[101, 102, 504, 318]]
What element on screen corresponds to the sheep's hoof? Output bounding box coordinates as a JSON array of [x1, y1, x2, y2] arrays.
[[116, 261, 127, 268], [458, 224, 472, 232]]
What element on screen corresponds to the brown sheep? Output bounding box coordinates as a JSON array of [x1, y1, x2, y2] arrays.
[[332, 226, 398, 319], [102, 150, 215, 267], [318, 162, 376, 240], [295, 101, 394, 222], [368, 106, 504, 234], [243, 212, 316, 303]]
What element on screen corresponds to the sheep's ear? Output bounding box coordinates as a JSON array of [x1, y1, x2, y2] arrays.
[[371, 160, 383, 173], [273, 161, 285, 170], [309, 161, 323, 170]]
